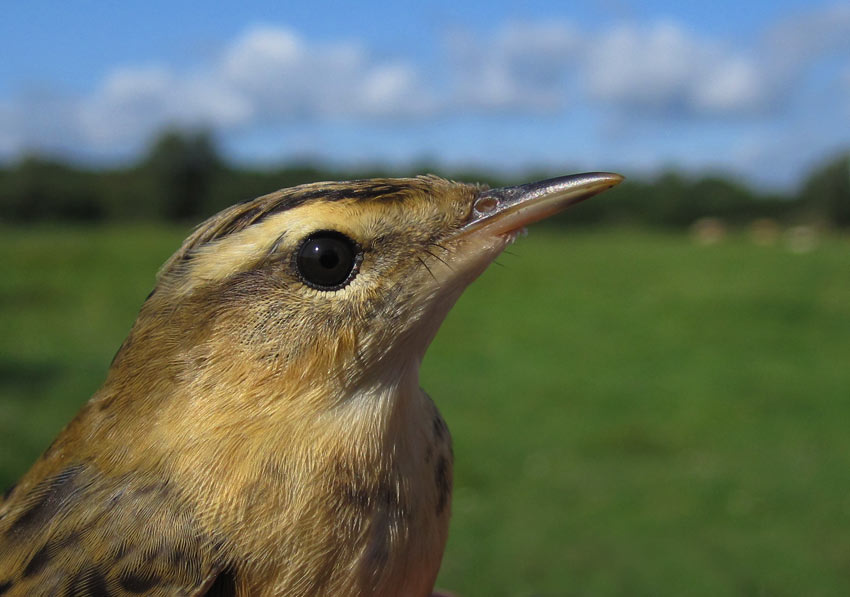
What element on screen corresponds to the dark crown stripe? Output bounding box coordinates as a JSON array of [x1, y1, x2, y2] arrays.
[[241, 181, 416, 236], [174, 179, 431, 263]]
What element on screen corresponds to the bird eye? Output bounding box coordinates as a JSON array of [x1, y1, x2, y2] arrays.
[[296, 231, 361, 291]]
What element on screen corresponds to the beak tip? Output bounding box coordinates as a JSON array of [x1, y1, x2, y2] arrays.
[[596, 171, 626, 187]]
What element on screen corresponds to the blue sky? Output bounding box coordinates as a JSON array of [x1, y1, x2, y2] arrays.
[[2, 0, 849, 189]]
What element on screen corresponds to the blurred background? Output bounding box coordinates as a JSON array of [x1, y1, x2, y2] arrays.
[[1, 1, 849, 594]]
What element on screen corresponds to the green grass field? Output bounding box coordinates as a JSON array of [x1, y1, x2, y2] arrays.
[[1, 225, 849, 595]]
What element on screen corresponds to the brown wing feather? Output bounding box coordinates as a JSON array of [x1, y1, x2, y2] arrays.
[[0, 462, 229, 596]]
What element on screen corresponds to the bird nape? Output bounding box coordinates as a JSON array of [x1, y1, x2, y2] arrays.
[[0, 172, 622, 596]]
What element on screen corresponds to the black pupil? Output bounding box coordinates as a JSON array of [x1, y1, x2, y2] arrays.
[[319, 251, 339, 269], [297, 233, 357, 289]]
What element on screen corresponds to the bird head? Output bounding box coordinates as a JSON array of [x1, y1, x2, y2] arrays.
[[103, 173, 622, 429]]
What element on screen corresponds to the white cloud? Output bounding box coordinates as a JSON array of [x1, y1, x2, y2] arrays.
[[764, 3, 850, 75], [1, 26, 434, 156], [0, 92, 88, 157], [219, 26, 433, 119], [79, 66, 251, 148], [584, 21, 768, 114], [223, 27, 356, 117], [446, 21, 582, 111], [692, 57, 764, 113], [355, 63, 433, 116]]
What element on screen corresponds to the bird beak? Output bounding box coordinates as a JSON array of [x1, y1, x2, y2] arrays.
[[459, 172, 624, 237]]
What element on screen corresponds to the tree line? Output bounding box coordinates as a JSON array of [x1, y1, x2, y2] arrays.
[[1, 130, 848, 228]]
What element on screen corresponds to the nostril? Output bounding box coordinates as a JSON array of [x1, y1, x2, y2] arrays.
[[473, 196, 498, 215]]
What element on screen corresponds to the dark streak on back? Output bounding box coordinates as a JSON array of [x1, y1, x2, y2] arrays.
[[7, 465, 84, 540], [435, 456, 450, 515], [66, 566, 113, 597], [22, 544, 51, 577], [118, 569, 160, 592], [203, 568, 238, 596]]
